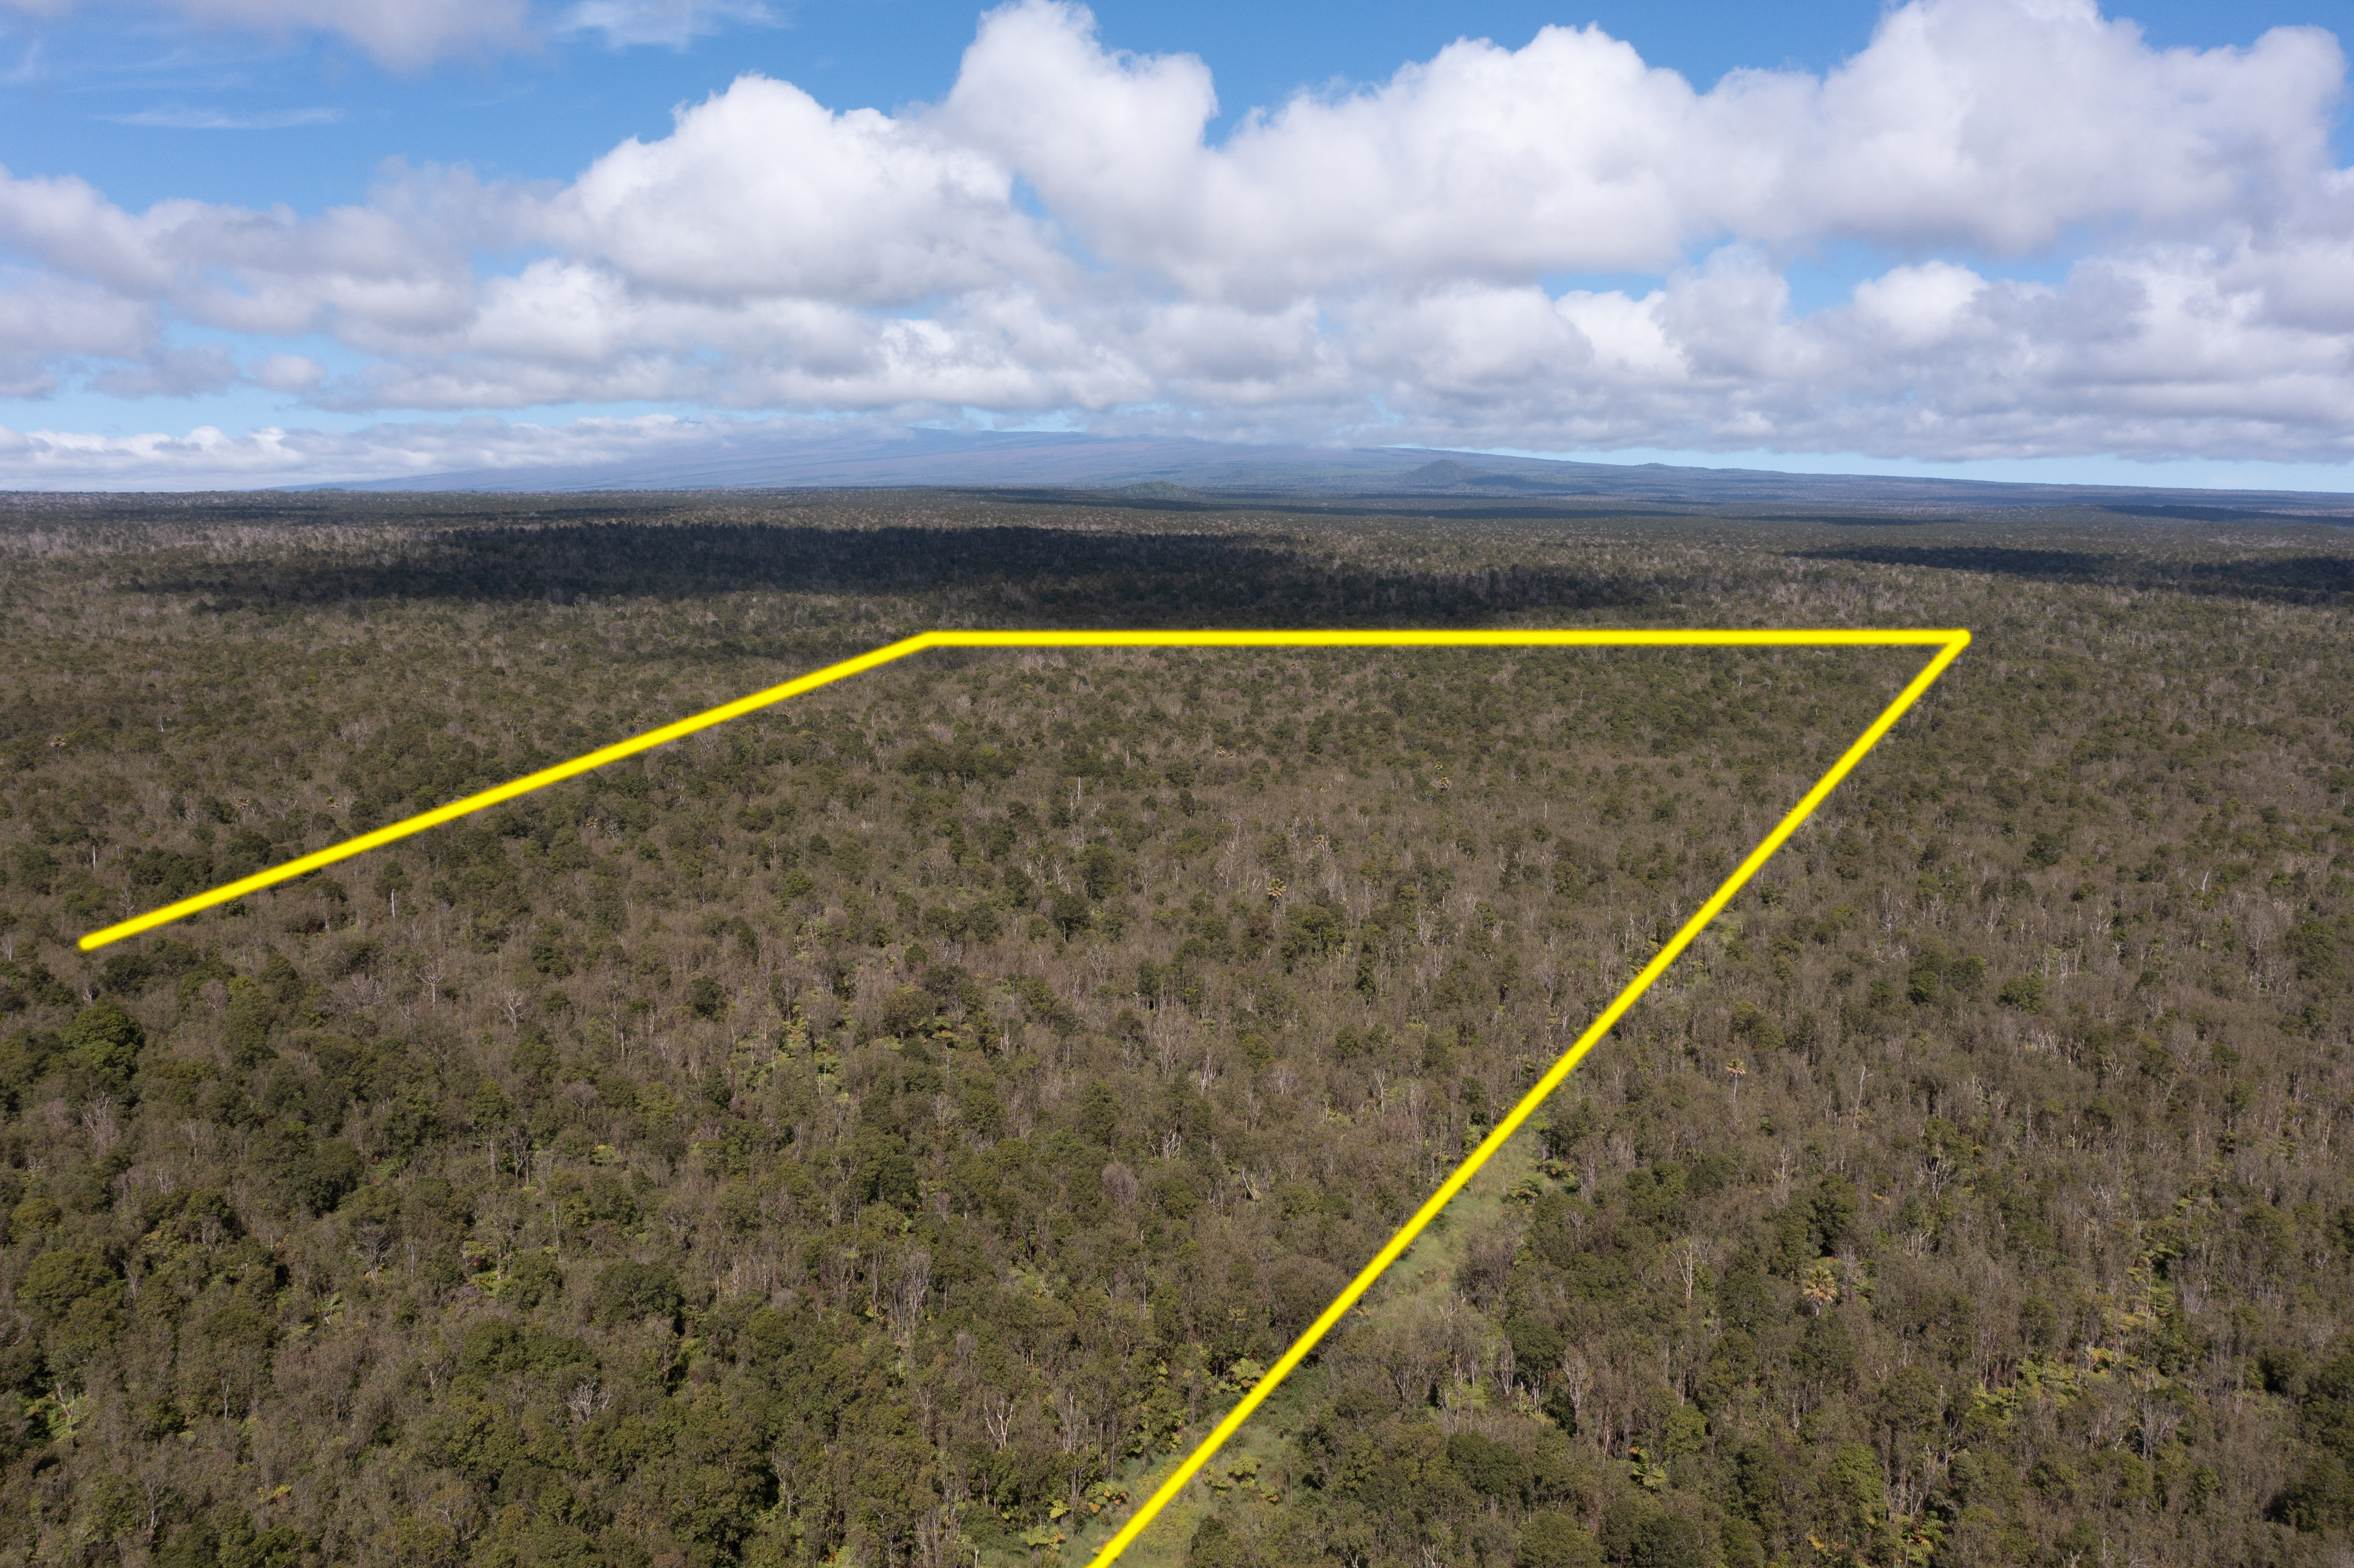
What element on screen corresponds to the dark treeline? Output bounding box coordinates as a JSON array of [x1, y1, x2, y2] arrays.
[[0, 495, 2348, 1568]]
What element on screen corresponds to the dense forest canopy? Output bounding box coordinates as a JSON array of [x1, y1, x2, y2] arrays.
[[0, 492, 2348, 1568]]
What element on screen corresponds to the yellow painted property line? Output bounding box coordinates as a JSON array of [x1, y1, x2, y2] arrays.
[[1074, 627, 1968, 1568], [79, 627, 1964, 954], [77, 628, 1968, 1554], [78, 631, 923, 953]]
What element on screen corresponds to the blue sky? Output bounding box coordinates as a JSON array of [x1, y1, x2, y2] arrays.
[[1, 0, 2351, 489], [12, 1, 2343, 208]]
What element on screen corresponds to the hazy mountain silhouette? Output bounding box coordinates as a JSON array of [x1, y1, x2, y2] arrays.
[[293, 426, 2354, 516]]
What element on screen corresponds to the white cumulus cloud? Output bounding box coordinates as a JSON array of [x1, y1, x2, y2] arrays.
[[1, 0, 2352, 481], [530, 74, 1063, 306]]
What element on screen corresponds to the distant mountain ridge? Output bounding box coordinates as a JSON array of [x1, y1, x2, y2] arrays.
[[293, 426, 2354, 516]]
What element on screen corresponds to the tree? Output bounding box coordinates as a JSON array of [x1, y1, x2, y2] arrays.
[[1, 492, 2348, 1568], [64, 998, 143, 1081], [21, 1250, 119, 1322], [1517, 1512, 1604, 1568]]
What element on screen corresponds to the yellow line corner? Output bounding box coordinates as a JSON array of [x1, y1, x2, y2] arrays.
[[72, 625, 1969, 1568]]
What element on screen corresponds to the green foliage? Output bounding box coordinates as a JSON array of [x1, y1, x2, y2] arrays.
[[284, 1137, 362, 1215], [687, 974, 728, 1019], [64, 997, 143, 1081], [1996, 973, 2045, 1011], [1599, 1497, 1709, 1568], [20, 1248, 118, 1321], [501, 1251, 564, 1308], [1515, 1512, 1604, 1568], [0, 495, 2347, 1567], [594, 1259, 682, 1323]]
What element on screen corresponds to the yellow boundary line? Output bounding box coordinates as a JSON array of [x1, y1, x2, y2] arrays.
[[76, 625, 1969, 1568], [81, 628, 1960, 955]]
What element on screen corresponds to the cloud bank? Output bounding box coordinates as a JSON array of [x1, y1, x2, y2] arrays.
[[0, 413, 819, 489], [3, 0, 2353, 483]]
